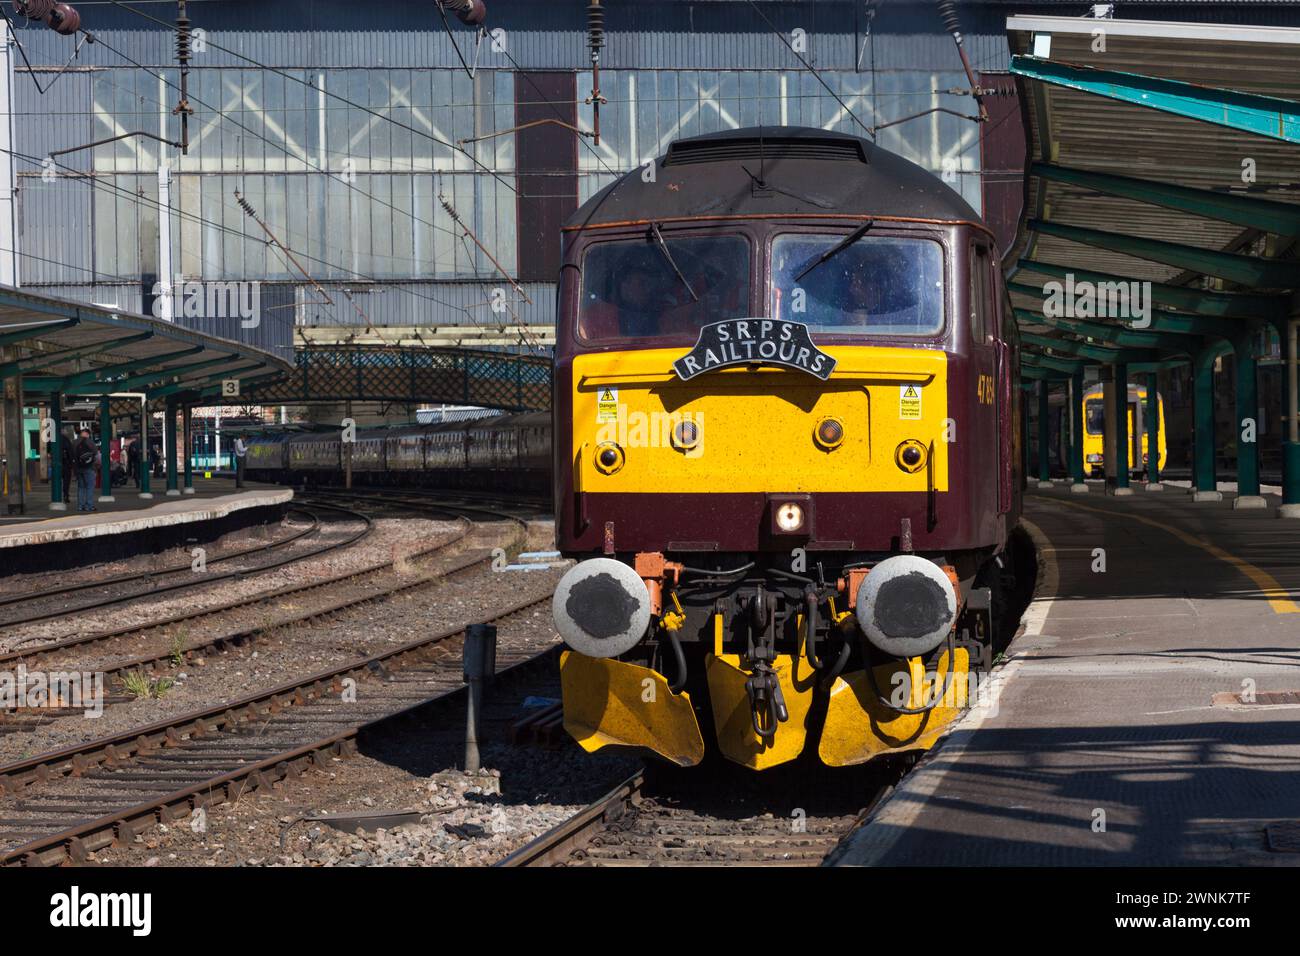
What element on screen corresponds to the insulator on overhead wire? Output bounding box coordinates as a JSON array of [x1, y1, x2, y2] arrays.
[[47, 2, 79, 34], [588, 1, 605, 51], [13, 0, 54, 21], [936, 0, 962, 41], [440, 0, 487, 27], [176, 19, 191, 61]]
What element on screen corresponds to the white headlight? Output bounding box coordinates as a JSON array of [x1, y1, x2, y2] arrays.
[[775, 502, 805, 533]]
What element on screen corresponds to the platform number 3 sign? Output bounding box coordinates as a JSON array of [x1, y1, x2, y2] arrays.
[[222, 379, 240, 399]]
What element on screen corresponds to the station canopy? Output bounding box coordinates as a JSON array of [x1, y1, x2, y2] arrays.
[[1003, 15, 1300, 378], [0, 285, 290, 408]]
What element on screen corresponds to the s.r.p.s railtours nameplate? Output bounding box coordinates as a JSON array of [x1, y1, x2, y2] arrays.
[[672, 318, 836, 381]]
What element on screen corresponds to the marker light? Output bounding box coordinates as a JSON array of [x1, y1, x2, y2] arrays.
[[775, 501, 805, 533]]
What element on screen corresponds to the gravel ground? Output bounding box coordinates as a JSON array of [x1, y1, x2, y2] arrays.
[[85, 742, 639, 867], [0, 518, 558, 763], [83, 656, 641, 868], [1, 504, 607, 868]]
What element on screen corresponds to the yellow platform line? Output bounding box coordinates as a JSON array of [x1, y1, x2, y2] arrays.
[[1043, 495, 1299, 615]]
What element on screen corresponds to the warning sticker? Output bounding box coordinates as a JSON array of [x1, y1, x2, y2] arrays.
[[596, 387, 619, 423], [899, 384, 922, 420]]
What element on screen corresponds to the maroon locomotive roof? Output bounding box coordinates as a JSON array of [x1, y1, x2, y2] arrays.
[[566, 126, 983, 229]]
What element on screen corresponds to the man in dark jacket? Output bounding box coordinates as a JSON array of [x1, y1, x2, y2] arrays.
[[58, 429, 74, 505], [126, 437, 140, 487], [72, 427, 99, 512]]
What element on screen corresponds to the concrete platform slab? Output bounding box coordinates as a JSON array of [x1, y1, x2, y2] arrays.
[[0, 488, 292, 550], [833, 487, 1300, 867], [0, 480, 293, 572]]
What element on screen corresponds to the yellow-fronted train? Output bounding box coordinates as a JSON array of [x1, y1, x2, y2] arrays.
[[552, 126, 1025, 770]]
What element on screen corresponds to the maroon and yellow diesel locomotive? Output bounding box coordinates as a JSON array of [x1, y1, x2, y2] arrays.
[[551, 127, 1022, 770]]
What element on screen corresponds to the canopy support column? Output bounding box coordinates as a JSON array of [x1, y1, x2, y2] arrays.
[[1193, 347, 1222, 502], [183, 404, 195, 494], [1233, 335, 1266, 509], [1283, 317, 1300, 518], [139, 397, 154, 500], [165, 396, 180, 496], [98, 395, 115, 504], [1, 355, 24, 515], [1036, 380, 1052, 487], [49, 391, 65, 511], [1111, 363, 1132, 496], [1069, 369, 1087, 492], [1145, 373, 1162, 491]]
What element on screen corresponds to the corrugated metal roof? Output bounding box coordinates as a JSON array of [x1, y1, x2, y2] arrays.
[[0, 284, 290, 403], [1006, 15, 1300, 359]]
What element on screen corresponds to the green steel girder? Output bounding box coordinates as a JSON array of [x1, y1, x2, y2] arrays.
[[1010, 55, 1300, 144], [149, 362, 266, 400], [193, 370, 288, 402], [1011, 306, 1193, 351], [1021, 351, 1089, 374], [0, 331, 153, 380], [0, 318, 79, 347], [1007, 283, 1240, 338], [91, 353, 246, 394], [61, 345, 207, 390], [1012, 259, 1285, 321], [1028, 219, 1296, 288], [1019, 331, 1158, 364], [1129, 359, 1192, 373], [1031, 163, 1300, 237], [1021, 364, 1071, 381]]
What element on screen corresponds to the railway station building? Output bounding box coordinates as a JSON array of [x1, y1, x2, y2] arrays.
[[2, 0, 1299, 513]]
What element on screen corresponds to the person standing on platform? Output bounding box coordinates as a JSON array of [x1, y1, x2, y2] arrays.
[[59, 428, 75, 505], [72, 427, 99, 513], [127, 437, 140, 487], [233, 436, 248, 489]]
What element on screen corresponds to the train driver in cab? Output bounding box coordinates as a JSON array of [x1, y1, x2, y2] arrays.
[[839, 246, 923, 333], [580, 249, 671, 339]]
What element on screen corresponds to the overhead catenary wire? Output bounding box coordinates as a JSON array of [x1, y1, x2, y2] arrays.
[[744, 0, 876, 140], [2, 141, 519, 323], [79, 25, 534, 304], [102, 0, 518, 196], [12, 31, 534, 323]]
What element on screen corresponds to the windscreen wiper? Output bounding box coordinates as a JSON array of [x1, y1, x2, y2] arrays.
[[649, 222, 699, 302], [794, 219, 875, 283]]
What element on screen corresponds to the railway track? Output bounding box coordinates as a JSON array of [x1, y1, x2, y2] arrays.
[[0, 494, 541, 730], [0, 491, 524, 667], [0, 591, 558, 866], [499, 764, 900, 867], [0, 503, 372, 629], [300, 487, 539, 536]]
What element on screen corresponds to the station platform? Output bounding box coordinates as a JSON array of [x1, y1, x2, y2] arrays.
[[835, 485, 1300, 867], [0, 478, 292, 572]]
